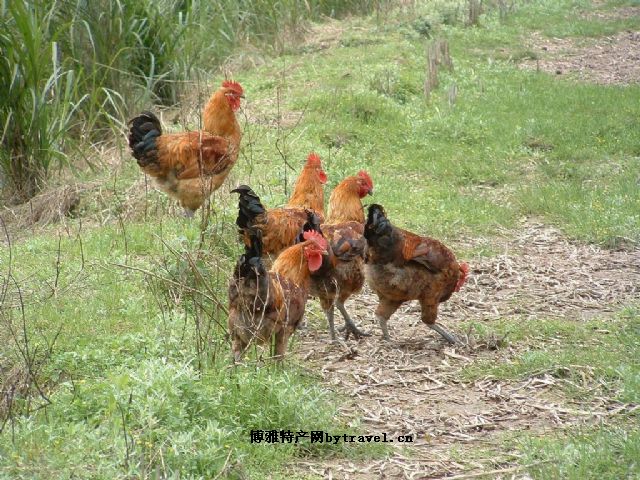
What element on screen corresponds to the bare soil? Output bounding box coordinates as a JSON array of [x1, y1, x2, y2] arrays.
[[290, 220, 640, 478], [519, 5, 640, 86]]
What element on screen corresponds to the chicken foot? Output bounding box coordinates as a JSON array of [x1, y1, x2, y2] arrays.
[[420, 303, 458, 344], [337, 302, 369, 340], [376, 314, 391, 341], [428, 323, 458, 344]]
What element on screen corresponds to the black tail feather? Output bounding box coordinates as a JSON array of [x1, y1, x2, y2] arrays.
[[127, 111, 162, 166], [231, 185, 266, 231], [296, 209, 323, 244]]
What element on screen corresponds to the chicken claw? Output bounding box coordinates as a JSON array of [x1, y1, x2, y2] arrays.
[[376, 314, 391, 341], [429, 323, 458, 344], [344, 322, 370, 340], [336, 302, 370, 340]]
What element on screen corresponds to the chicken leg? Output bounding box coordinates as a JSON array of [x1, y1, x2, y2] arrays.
[[337, 301, 369, 340], [421, 302, 458, 344], [429, 323, 458, 344], [375, 300, 401, 341], [325, 304, 337, 342]]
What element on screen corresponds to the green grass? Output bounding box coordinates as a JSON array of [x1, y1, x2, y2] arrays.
[[468, 424, 640, 479], [0, 0, 383, 202], [2, 0, 640, 477], [2, 359, 377, 478], [230, 0, 640, 246], [463, 307, 640, 403], [522, 425, 640, 479], [506, 0, 640, 38], [0, 223, 385, 478]]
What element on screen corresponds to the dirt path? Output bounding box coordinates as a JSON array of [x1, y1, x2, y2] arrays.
[[291, 221, 639, 478], [288, 6, 640, 474], [518, 6, 640, 84]]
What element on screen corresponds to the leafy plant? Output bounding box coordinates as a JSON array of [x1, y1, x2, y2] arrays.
[[0, 0, 86, 202]]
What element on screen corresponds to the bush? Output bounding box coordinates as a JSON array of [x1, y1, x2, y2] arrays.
[[0, 0, 85, 202]]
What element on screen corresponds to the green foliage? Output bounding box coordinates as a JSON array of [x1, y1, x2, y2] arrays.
[[522, 426, 640, 479], [0, 0, 384, 201], [0, 221, 383, 478], [0, 0, 86, 202], [1, 357, 346, 478], [462, 309, 640, 403]]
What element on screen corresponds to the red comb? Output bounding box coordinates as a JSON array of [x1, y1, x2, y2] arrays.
[[303, 230, 328, 250], [306, 152, 322, 167], [455, 262, 469, 292], [221, 80, 243, 95], [357, 170, 374, 189]]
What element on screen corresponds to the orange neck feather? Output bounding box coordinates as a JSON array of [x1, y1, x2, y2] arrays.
[[271, 243, 312, 288], [202, 89, 241, 146], [326, 178, 364, 223], [286, 166, 324, 213]]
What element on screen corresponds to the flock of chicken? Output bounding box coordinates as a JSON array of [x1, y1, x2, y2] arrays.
[[128, 80, 469, 362]]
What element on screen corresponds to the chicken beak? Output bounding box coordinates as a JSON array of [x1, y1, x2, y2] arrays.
[[367, 189, 374, 196]]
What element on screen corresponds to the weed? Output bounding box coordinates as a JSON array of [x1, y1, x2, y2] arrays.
[[0, 1, 86, 202], [462, 309, 640, 403], [1, 0, 639, 477], [521, 425, 640, 479]]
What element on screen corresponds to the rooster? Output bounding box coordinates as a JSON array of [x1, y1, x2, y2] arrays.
[[326, 171, 374, 223], [364, 204, 469, 344], [127, 80, 244, 217], [285, 152, 327, 214], [228, 228, 328, 362], [232, 153, 327, 258], [307, 171, 374, 341]]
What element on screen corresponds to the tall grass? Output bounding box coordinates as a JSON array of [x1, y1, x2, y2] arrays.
[[0, 0, 85, 202], [0, 0, 384, 203]]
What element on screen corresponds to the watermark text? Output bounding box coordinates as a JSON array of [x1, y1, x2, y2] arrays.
[[250, 430, 413, 444]]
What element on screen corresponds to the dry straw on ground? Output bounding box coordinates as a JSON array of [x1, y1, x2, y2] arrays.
[[291, 219, 639, 478]]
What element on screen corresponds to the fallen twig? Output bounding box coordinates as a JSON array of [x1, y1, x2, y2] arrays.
[[443, 460, 551, 479]]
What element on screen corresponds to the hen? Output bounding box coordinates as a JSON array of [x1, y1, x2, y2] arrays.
[[232, 153, 327, 258], [127, 80, 244, 216], [228, 228, 328, 362], [363, 204, 469, 344], [308, 171, 374, 341], [326, 170, 374, 223]]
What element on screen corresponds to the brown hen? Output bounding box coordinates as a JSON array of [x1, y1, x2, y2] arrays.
[[364, 204, 469, 344], [308, 171, 374, 341], [228, 228, 328, 362]]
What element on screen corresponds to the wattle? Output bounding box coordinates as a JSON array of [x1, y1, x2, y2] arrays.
[[308, 253, 323, 272], [228, 97, 241, 111]]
